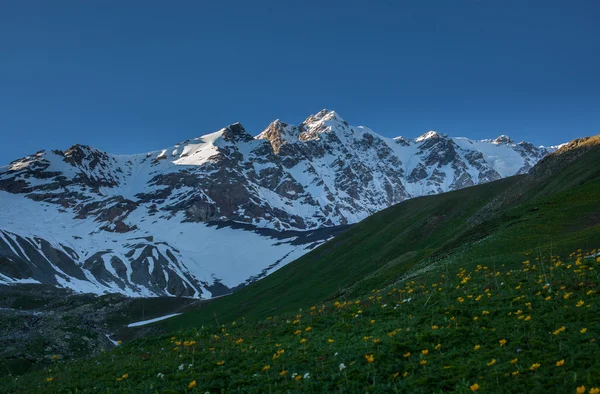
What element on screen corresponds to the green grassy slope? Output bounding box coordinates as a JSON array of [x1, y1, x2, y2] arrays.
[[3, 240, 599, 393], [161, 136, 600, 331]]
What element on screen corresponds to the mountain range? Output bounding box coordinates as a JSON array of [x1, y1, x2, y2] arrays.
[[0, 110, 561, 297]]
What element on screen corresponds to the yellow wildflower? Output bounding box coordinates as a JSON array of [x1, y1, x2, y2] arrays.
[[365, 354, 375, 363], [188, 380, 197, 389], [280, 370, 287, 377], [421, 349, 429, 355], [556, 359, 565, 367], [305, 326, 312, 332], [262, 365, 271, 371], [403, 352, 411, 358], [457, 297, 465, 303], [46, 377, 53, 382], [581, 328, 588, 334], [435, 343, 441, 350], [470, 383, 480, 392], [510, 358, 518, 364], [530, 363, 540, 371], [432, 325, 439, 330], [576, 386, 586, 394], [487, 359, 496, 367], [576, 300, 585, 307], [372, 338, 381, 344], [499, 339, 507, 346], [419, 360, 427, 365], [473, 345, 481, 351], [300, 338, 307, 344], [328, 338, 334, 343], [553, 326, 566, 335], [216, 361, 225, 366], [589, 388, 599, 394]]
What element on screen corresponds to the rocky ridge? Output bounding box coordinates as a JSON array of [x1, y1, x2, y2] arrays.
[[0, 110, 560, 297]]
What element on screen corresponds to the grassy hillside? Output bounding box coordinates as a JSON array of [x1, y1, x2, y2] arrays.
[[2, 248, 598, 393], [1, 136, 599, 393]]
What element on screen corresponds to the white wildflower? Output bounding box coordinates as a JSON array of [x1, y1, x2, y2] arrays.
[[178, 364, 184, 371], [339, 363, 346, 371]]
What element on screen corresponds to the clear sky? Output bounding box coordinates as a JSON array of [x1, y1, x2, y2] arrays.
[[1, 0, 599, 164]]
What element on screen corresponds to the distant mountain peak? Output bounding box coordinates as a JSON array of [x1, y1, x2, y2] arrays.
[[256, 119, 299, 153], [415, 131, 441, 142], [303, 109, 346, 126], [494, 135, 513, 144], [393, 136, 409, 146], [221, 122, 254, 144]]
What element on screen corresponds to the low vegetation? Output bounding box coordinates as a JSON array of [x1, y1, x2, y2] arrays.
[[2, 249, 599, 393]]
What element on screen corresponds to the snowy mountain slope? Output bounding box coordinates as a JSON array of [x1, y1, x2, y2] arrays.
[[0, 109, 560, 297]]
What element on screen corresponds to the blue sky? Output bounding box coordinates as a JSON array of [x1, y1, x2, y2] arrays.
[[1, 0, 599, 164]]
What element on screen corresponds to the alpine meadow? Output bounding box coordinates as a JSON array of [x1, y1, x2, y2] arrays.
[[1, 2, 599, 393]]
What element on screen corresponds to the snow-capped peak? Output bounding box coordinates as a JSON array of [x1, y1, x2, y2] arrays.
[[302, 109, 346, 126], [494, 135, 513, 144], [220, 122, 254, 144], [415, 131, 441, 142]]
